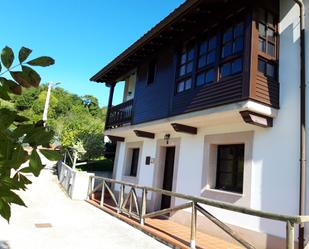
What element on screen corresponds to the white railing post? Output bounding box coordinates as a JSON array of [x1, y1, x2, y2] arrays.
[[190, 202, 197, 249], [286, 221, 294, 249], [140, 188, 147, 225]]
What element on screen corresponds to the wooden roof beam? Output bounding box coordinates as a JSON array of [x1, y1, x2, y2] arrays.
[[133, 130, 155, 139], [239, 111, 273, 128], [171, 123, 197, 135], [107, 135, 125, 143]]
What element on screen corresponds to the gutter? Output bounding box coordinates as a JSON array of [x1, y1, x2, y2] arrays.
[[292, 1, 306, 249]]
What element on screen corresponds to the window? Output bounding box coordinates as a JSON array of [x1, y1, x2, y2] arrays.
[[147, 60, 156, 84], [258, 58, 276, 78], [257, 8, 276, 58], [198, 36, 217, 69], [216, 144, 244, 193], [221, 22, 244, 58], [129, 148, 139, 177], [175, 19, 245, 92], [220, 58, 243, 78], [176, 46, 195, 93]]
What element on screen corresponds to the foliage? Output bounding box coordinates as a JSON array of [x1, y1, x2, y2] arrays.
[[10, 78, 106, 160], [0, 46, 60, 222], [75, 159, 113, 172]]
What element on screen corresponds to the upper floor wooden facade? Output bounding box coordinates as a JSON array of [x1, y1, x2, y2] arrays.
[[91, 0, 279, 130]]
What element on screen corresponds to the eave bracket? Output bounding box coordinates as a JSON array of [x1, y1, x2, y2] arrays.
[[240, 111, 273, 128], [171, 123, 197, 134]]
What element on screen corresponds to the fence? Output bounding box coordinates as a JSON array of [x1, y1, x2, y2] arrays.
[[87, 175, 309, 249]]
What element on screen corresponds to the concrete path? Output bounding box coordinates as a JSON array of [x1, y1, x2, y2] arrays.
[[0, 163, 168, 249]]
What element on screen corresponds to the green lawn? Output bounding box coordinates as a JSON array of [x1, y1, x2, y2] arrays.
[[76, 158, 113, 172]]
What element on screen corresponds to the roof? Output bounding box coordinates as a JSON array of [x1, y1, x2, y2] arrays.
[[90, 0, 204, 84]]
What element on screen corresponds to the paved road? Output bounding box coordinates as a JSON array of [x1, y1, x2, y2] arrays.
[[0, 163, 168, 249]]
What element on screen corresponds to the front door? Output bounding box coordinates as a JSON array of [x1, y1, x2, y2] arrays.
[[161, 146, 175, 210]]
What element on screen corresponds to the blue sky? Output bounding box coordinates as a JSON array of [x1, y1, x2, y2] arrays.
[[0, 0, 184, 107]]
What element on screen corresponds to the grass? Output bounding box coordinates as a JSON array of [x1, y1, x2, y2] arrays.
[[76, 158, 113, 172]]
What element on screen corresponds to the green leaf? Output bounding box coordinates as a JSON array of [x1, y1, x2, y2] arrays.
[[1, 46, 14, 69], [18, 47, 32, 63], [0, 188, 26, 207], [29, 149, 44, 176], [0, 109, 17, 129], [0, 199, 11, 222], [0, 85, 11, 101], [21, 65, 41, 87], [27, 56, 54, 67], [14, 173, 32, 185], [39, 149, 61, 161], [10, 71, 32, 88], [0, 77, 22, 95]]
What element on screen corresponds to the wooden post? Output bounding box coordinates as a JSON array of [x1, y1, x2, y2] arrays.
[[140, 188, 147, 225], [286, 221, 295, 249], [190, 202, 197, 249], [118, 184, 124, 213], [105, 83, 115, 130], [100, 180, 105, 206]]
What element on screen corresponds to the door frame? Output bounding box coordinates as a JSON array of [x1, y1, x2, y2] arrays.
[[151, 137, 181, 211]]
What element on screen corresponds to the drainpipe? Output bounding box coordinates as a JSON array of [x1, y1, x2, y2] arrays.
[[292, 1, 306, 249]]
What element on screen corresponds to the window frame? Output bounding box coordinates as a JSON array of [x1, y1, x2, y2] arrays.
[[215, 144, 245, 194]]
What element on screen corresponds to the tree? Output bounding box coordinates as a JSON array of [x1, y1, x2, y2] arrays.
[[0, 46, 60, 222]]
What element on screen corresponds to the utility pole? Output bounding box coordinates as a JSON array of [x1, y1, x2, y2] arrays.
[[42, 82, 60, 127]]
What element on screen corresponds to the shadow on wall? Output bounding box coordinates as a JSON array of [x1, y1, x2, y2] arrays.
[[0, 241, 10, 249]]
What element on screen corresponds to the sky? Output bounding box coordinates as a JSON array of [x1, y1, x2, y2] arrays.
[[1, 0, 184, 107]]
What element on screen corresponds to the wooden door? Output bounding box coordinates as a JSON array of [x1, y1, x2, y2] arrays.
[[161, 147, 175, 210]]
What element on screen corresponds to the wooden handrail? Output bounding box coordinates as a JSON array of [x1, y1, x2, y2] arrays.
[[88, 176, 306, 249]]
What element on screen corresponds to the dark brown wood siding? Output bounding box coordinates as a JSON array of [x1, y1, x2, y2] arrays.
[[171, 75, 244, 115]]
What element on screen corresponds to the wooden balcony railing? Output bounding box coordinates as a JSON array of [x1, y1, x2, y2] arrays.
[[106, 99, 133, 129]]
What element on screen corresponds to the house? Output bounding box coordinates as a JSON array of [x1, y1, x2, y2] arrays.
[[90, 0, 308, 248]]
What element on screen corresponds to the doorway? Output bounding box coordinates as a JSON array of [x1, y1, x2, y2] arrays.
[[161, 146, 176, 210]]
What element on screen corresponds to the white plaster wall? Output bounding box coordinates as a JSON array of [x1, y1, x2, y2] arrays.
[[110, 0, 309, 240]]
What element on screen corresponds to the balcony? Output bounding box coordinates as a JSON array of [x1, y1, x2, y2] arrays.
[[106, 99, 133, 129]]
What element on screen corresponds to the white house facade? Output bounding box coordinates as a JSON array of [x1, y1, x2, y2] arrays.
[[91, 0, 309, 248]]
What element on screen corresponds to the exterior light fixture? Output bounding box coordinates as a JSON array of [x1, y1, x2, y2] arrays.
[[164, 134, 170, 145]]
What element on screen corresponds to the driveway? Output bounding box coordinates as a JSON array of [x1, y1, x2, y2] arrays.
[[0, 163, 169, 249]]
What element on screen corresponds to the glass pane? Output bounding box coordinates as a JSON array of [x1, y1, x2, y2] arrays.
[[258, 38, 266, 52], [223, 28, 233, 43], [199, 41, 208, 55], [258, 23, 266, 37], [186, 62, 193, 73], [222, 43, 232, 58], [267, 42, 275, 57], [220, 63, 231, 78], [258, 59, 266, 73], [234, 22, 244, 37], [266, 63, 275, 77], [219, 173, 233, 188], [205, 69, 215, 83], [177, 81, 184, 92], [220, 160, 234, 173], [208, 36, 217, 50], [198, 56, 206, 68], [179, 65, 186, 76], [233, 38, 244, 53], [185, 78, 192, 90], [188, 48, 195, 61], [206, 51, 216, 65], [267, 28, 275, 42], [232, 58, 242, 74], [196, 73, 205, 86], [181, 52, 186, 64]]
